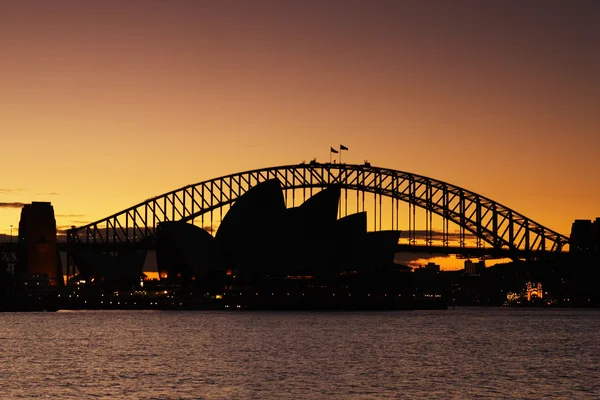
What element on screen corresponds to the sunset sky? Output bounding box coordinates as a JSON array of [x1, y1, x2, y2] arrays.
[[1, 1, 599, 269]]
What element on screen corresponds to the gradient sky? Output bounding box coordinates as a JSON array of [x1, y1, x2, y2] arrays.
[[1, 1, 599, 267]]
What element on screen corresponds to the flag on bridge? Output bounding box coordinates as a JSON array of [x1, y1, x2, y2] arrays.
[[330, 147, 338, 163], [339, 144, 348, 163]]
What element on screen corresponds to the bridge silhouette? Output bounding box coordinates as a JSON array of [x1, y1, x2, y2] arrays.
[[66, 162, 569, 263]]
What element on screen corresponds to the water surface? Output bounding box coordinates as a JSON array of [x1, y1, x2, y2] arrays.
[[1, 308, 599, 399]]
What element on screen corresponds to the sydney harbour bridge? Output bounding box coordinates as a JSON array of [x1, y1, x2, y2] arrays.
[[65, 162, 569, 277]]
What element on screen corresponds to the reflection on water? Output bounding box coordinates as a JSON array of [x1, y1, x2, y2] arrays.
[[1, 308, 599, 399]]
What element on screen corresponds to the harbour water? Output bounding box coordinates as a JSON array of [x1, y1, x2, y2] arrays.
[[1, 308, 599, 399]]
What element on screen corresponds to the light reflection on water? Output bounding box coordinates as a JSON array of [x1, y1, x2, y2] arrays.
[[1, 308, 599, 399]]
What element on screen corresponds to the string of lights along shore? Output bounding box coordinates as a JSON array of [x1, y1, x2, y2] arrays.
[[330, 144, 349, 163]]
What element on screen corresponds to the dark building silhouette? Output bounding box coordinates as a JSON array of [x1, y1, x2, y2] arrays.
[[71, 249, 147, 288], [156, 179, 401, 281], [284, 186, 345, 276], [570, 218, 600, 304], [570, 219, 599, 252], [332, 212, 368, 273], [16, 202, 62, 286], [156, 222, 223, 280], [215, 179, 288, 276], [464, 259, 486, 276]]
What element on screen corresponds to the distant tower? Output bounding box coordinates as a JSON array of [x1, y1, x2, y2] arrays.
[[16, 202, 62, 286], [464, 259, 474, 274], [464, 259, 485, 276]]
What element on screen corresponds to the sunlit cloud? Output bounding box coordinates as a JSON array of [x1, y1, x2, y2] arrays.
[[0, 188, 24, 193], [0, 202, 26, 208], [69, 220, 91, 225]]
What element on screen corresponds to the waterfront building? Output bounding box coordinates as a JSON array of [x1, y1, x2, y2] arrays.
[[15, 202, 62, 286], [570, 218, 600, 304], [464, 259, 485, 276], [424, 262, 440, 272], [506, 292, 520, 302], [570, 219, 598, 252], [526, 281, 543, 301], [70, 249, 146, 288]]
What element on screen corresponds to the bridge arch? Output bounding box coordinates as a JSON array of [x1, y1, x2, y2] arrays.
[[67, 163, 569, 255]]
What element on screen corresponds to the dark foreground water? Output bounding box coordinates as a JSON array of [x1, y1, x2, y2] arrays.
[[1, 308, 599, 399]]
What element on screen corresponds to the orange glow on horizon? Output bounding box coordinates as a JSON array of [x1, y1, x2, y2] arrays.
[[145, 272, 160, 281], [405, 256, 513, 271]]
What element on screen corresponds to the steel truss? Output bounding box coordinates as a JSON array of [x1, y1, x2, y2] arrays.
[[66, 163, 569, 255]]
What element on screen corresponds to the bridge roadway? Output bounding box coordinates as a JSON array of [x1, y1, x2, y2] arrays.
[[1, 239, 569, 260], [1, 240, 567, 262], [53, 241, 568, 259]]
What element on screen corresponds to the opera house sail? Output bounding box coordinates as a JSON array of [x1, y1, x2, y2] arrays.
[[156, 179, 401, 282]]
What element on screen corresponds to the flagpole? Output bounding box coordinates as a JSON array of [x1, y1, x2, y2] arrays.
[[339, 144, 348, 163]]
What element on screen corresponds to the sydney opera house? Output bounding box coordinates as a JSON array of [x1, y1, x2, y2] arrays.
[[63, 179, 414, 310], [155, 179, 401, 283]]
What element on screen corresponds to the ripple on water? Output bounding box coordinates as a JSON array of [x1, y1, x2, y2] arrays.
[[0, 309, 599, 399]]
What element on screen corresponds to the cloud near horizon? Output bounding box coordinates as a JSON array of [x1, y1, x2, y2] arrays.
[[0, 202, 26, 208], [0, 188, 24, 193]]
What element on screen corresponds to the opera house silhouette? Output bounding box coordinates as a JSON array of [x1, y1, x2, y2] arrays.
[[156, 179, 401, 281], [71, 248, 147, 287], [63, 180, 433, 310]]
